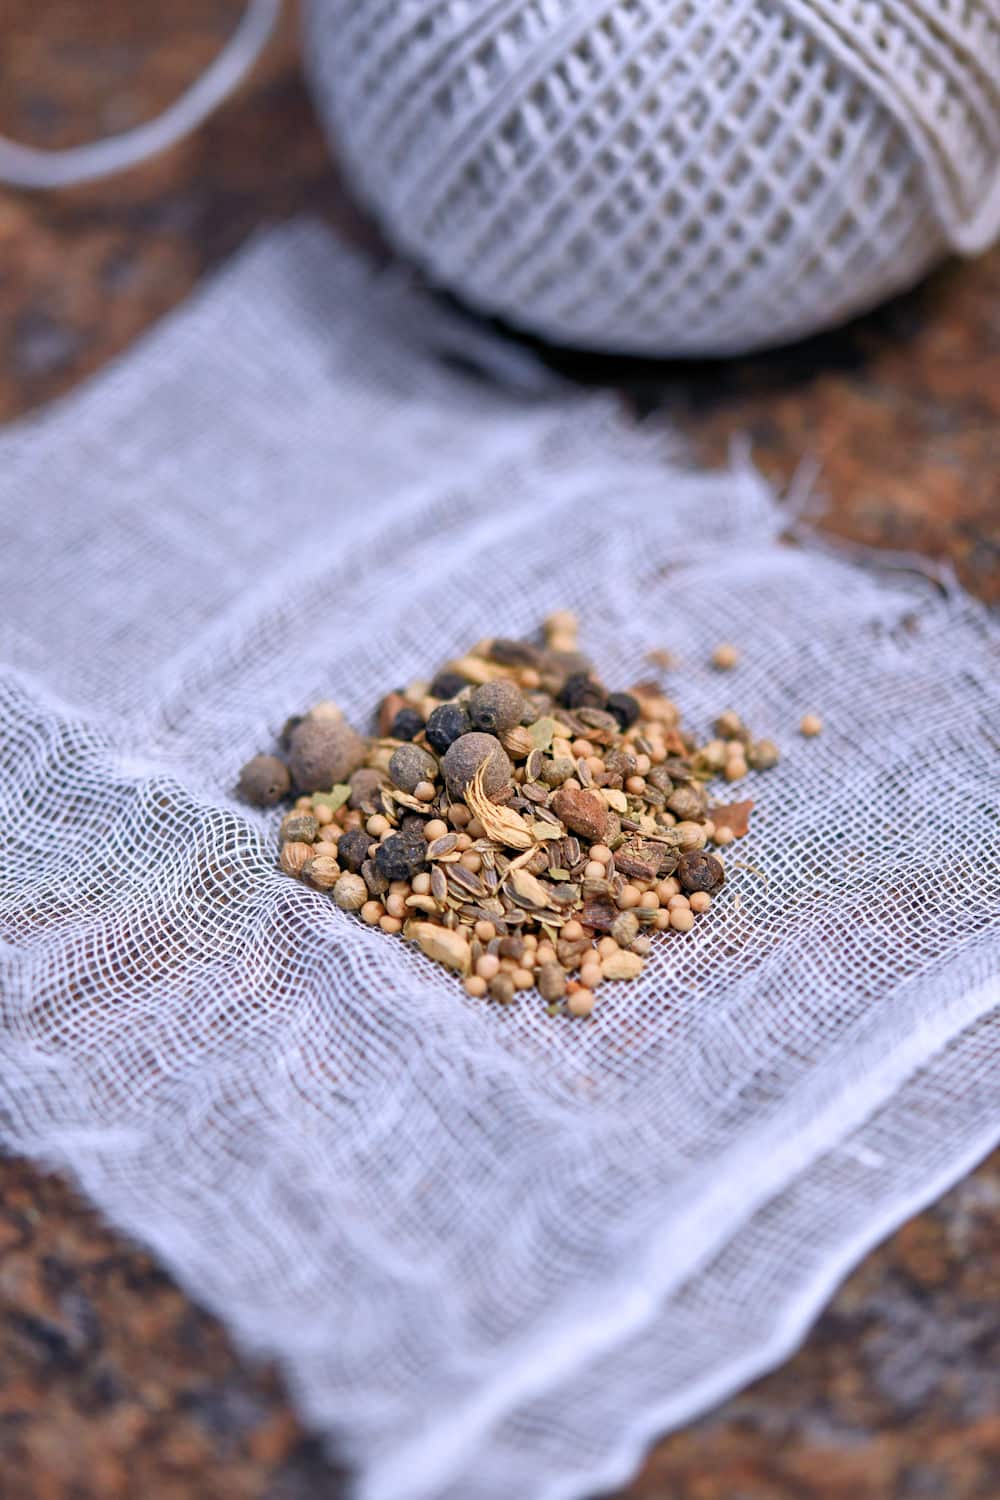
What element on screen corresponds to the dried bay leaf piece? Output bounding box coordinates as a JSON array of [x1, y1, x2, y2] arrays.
[[526, 716, 558, 752], [312, 785, 351, 813], [711, 799, 754, 838]]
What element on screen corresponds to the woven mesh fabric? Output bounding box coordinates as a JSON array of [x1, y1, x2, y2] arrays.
[[1, 222, 998, 1500], [303, 0, 1000, 355]]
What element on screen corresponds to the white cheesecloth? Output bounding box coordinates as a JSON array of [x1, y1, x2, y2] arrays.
[[0, 221, 997, 1500]]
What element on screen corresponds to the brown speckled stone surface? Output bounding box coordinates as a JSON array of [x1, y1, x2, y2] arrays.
[[1, 5, 997, 1498]]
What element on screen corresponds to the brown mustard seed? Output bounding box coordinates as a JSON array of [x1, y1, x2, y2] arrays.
[[489, 972, 517, 1003]]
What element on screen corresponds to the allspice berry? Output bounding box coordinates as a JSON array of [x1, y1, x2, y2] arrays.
[[388, 742, 438, 794], [333, 872, 368, 911], [236, 754, 291, 808], [676, 849, 725, 894], [441, 732, 511, 799], [468, 679, 525, 736], [288, 718, 366, 793]]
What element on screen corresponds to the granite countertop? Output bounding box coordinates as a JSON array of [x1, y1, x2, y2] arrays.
[[1, 6, 997, 1497]]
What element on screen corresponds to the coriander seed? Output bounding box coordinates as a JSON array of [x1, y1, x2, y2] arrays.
[[333, 873, 368, 911], [748, 738, 780, 771], [280, 841, 313, 877]]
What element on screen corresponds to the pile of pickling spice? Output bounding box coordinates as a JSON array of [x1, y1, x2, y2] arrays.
[[236, 614, 812, 1018]]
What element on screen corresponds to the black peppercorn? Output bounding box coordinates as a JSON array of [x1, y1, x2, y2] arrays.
[[557, 673, 607, 711], [399, 814, 428, 836], [606, 691, 640, 730], [676, 850, 725, 893], [337, 828, 372, 874], [389, 706, 425, 741], [425, 700, 471, 755], [429, 670, 468, 700], [374, 832, 428, 881], [487, 638, 544, 668]]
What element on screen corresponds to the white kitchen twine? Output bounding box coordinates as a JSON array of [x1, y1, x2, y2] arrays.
[[2, 0, 999, 354], [0, 220, 998, 1500], [305, 0, 1000, 353]]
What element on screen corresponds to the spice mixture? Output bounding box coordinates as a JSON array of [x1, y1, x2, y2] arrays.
[[236, 614, 791, 1017]]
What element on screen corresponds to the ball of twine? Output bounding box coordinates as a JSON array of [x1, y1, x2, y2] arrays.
[[304, 0, 1000, 356]]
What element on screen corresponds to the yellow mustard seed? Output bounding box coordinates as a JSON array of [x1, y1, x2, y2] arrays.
[[711, 642, 740, 670], [567, 988, 597, 1018]]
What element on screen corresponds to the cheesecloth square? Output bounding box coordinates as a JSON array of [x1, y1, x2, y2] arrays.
[[0, 221, 997, 1500]]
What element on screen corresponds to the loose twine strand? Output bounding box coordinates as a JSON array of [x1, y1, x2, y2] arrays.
[[0, 0, 280, 190]]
